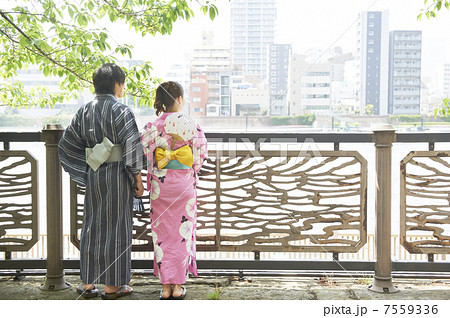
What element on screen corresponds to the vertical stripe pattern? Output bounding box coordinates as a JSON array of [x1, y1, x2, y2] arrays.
[[58, 94, 144, 286]]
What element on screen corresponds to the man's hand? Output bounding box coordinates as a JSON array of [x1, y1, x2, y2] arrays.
[[135, 172, 144, 197]]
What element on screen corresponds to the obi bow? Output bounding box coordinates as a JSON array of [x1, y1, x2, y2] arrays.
[[155, 145, 193, 169]]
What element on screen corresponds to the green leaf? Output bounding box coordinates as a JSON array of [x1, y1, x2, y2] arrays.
[[68, 6, 74, 18], [209, 7, 216, 20], [19, 36, 29, 47], [78, 14, 88, 28]]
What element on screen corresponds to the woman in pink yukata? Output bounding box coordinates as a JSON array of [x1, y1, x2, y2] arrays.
[[141, 81, 207, 300]]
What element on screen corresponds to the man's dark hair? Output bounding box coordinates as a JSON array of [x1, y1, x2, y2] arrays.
[[93, 63, 126, 95]]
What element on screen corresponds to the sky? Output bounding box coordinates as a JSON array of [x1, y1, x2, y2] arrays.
[[4, 0, 450, 78], [100, 0, 450, 79]]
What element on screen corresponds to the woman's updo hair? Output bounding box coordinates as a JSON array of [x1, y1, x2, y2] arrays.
[[93, 63, 126, 95], [154, 81, 184, 116]]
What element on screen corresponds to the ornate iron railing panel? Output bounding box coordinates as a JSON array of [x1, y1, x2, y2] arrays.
[[205, 150, 367, 252], [70, 149, 367, 253], [70, 172, 153, 252], [400, 151, 450, 254], [0, 151, 39, 252]]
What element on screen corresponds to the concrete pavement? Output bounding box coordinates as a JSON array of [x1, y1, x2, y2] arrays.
[[0, 274, 449, 300]]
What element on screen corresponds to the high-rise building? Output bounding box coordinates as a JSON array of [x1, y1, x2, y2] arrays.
[[230, 0, 276, 82], [190, 31, 231, 116], [355, 11, 389, 115], [388, 31, 422, 115], [269, 44, 291, 116]]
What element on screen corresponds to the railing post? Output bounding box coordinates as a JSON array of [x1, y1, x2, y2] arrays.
[[40, 124, 70, 291], [369, 124, 398, 293]]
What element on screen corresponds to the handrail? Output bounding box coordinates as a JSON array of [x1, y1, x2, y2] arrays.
[[1, 131, 450, 145], [0, 132, 41, 143]]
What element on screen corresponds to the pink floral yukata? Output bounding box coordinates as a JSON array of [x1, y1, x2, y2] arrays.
[[141, 112, 207, 284]]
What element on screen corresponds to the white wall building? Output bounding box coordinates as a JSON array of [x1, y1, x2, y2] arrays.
[[231, 82, 269, 116], [288, 54, 332, 115]]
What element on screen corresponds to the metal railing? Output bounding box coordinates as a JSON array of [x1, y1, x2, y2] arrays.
[[6, 234, 448, 262], [1, 125, 450, 293]]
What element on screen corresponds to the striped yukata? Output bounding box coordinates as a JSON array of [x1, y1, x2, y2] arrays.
[[58, 94, 144, 286]]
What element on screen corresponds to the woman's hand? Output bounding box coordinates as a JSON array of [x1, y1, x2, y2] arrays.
[[135, 172, 144, 197]]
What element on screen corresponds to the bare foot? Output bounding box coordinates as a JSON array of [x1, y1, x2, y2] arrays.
[[172, 284, 183, 298], [82, 283, 95, 290], [162, 284, 172, 298], [104, 284, 132, 294]]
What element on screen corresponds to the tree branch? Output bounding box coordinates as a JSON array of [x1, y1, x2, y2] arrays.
[[0, 9, 91, 84]]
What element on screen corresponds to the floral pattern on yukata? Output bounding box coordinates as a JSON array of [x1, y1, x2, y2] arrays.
[[141, 112, 207, 284]]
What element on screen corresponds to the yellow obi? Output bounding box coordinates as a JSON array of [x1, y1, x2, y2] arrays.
[[155, 145, 193, 170]]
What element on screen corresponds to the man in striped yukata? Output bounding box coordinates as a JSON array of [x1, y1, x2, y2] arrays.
[[58, 63, 144, 300]]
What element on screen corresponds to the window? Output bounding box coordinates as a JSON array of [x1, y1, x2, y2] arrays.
[[193, 97, 202, 102], [304, 72, 330, 76], [221, 76, 230, 85], [192, 86, 201, 92], [301, 94, 330, 99], [301, 83, 330, 87], [193, 108, 202, 113]]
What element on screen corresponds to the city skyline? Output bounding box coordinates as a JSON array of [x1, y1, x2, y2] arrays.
[[107, 0, 450, 79], [4, 0, 450, 117]]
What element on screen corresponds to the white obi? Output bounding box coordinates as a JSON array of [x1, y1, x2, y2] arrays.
[[86, 137, 122, 171]]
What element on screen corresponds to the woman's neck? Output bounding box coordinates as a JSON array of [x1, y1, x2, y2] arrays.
[[165, 106, 182, 113]]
